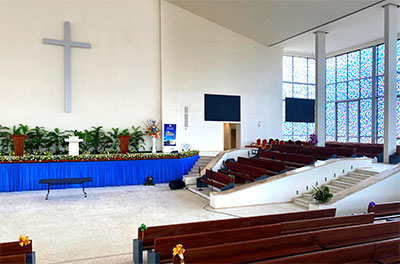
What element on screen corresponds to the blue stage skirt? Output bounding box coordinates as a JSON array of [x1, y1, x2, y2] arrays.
[[0, 155, 199, 192]]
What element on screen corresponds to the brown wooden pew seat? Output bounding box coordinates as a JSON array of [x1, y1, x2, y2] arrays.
[[0, 254, 26, 264], [260, 238, 399, 264], [173, 221, 399, 264], [154, 214, 374, 263], [237, 157, 286, 175], [200, 169, 234, 191], [0, 240, 35, 264], [368, 201, 400, 218], [226, 161, 268, 180]]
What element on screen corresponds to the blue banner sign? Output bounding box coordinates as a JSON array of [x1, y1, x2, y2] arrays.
[[164, 124, 176, 146]]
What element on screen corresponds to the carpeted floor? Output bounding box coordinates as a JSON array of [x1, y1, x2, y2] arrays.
[[0, 184, 304, 263]]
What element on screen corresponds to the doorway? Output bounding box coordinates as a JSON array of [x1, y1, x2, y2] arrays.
[[224, 123, 241, 150]]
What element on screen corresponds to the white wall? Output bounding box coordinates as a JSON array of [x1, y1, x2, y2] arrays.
[[210, 158, 373, 209], [0, 0, 283, 152], [161, 1, 283, 152], [311, 171, 400, 216], [0, 0, 161, 149]]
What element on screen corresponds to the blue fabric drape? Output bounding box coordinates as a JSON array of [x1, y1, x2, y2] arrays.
[[0, 155, 199, 192]]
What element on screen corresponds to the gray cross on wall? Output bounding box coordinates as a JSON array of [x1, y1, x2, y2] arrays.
[[43, 21, 91, 113]]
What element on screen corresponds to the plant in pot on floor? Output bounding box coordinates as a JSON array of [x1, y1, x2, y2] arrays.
[[312, 186, 333, 204], [0, 125, 11, 154], [11, 124, 29, 156], [118, 129, 131, 155]]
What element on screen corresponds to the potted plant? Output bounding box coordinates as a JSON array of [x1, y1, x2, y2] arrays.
[[11, 124, 29, 156], [144, 120, 160, 154], [118, 129, 131, 154], [312, 186, 333, 204], [129, 125, 145, 152]]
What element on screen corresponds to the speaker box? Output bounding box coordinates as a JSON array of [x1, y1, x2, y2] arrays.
[[169, 179, 185, 190]]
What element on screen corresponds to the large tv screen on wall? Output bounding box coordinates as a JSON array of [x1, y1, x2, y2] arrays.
[[204, 94, 241, 122], [285, 98, 315, 123]]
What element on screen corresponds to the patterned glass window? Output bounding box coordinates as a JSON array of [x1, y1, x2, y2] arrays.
[[282, 56, 315, 141]]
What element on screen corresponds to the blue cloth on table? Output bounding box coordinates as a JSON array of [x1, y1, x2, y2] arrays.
[[0, 155, 199, 192]]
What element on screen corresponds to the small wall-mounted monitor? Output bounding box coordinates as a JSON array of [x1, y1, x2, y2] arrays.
[[204, 94, 241, 122], [285, 98, 315, 123]]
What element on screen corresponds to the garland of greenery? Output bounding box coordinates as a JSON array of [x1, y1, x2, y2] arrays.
[[0, 150, 199, 163]]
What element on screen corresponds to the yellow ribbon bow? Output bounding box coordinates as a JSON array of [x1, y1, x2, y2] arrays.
[[172, 244, 185, 264], [18, 235, 31, 247]]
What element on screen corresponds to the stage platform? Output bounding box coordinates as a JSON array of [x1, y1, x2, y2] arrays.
[[0, 155, 199, 192]]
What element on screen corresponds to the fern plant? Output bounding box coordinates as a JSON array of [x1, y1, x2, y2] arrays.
[[130, 125, 145, 152], [312, 186, 333, 204]]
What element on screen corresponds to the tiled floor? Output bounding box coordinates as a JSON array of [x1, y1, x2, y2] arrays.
[[0, 184, 304, 263]]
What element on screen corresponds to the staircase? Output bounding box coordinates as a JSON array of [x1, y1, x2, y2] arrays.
[[183, 156, 214, 185], [293, 169, 379, 208]]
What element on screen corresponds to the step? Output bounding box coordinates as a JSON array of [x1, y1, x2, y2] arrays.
[[303, 193, 313, 200], [346, 172, 371, 179], [323, 184, 343, 193], [340, 176, 363, 184], [331, 181, 352, 189], [293, 197, 309, 208], [355, 169, 378, 176]]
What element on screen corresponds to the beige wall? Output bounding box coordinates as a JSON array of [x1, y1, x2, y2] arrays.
[[0, 0, 161, 149], [161, 1, 283, 151]]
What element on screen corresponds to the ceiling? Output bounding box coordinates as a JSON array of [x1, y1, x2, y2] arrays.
[[166, 0, 400, 56]]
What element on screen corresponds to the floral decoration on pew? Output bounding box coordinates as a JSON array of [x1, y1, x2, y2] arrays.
[[19, 235, 31, 256], [308, 133, 318, 145], [140, 223, 147, 240], [173, 244, 185, 264], [369, 201, 376, 208], [0, 150, 200, 163]]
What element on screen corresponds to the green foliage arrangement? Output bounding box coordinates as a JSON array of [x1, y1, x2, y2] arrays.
[[0, 150, 200, 163], [311, 186, 333, 204], [0, 124, 148, 155]]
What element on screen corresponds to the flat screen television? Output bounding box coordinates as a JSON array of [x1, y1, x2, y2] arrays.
[[285, 98, 315, 123], [204, 94, 241, 122]]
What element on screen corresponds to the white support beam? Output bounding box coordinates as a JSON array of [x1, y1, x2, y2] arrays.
[[383, 3, 398, 163], [315, 31, 327, 147]]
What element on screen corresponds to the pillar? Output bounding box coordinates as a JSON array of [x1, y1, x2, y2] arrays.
[[383, 3, 398, 163]]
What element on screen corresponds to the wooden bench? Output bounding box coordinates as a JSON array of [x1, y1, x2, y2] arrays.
[[200, 170, 234, 191], [39, 177, 92, 200], [218, 169, 255, 183], [225, 161, 268, 180], [132, 209, 336, 263], [261, 238, 399, 264], [153, 213, 374, 263], [368, 201, 400, 218], [0, 240, 35, 264], [274, 152, 315, 167], [237, 157, 286, 175], [172, 221, 400, 264]]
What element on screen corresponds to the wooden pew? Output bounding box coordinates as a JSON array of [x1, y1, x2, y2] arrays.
[[260, 238, 399, 264], [0, 254, 26, 264], [274, 152, 315, 168], [0, 240, 35, 264], [368, 201, 400, 218], [172, 221, 399, 264], [225, 161, 268, 181], [219, 169, 254, 183], [153, 214, 374, 262], [237, 157, 286, 175], [133, 209, 337, 263], [200, 170, 234, 191]]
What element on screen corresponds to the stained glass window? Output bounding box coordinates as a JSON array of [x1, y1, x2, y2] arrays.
[[282, 56, 315, 141], [348, 51, 360, 81], [336, 54, 348, 82], [361, 48, 373, 78]]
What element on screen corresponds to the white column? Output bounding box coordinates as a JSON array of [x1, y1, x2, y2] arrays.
[[315, 31, 327, 147], [383, 3, 398, 163]]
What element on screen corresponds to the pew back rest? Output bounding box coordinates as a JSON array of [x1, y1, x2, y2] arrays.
[[0, 241, 32, 257], [206, 170, 232, 185], [274, 152, 315, 164], [258, 150, 275, 159], [174, 221, 399, 264], [138, 209, 336, 248], [237, 157, 285, 173], [154, 213, 374, 261], [0, 254, 26, 264], [226, 161, 267, 177], [368, 201, 400, 217]]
